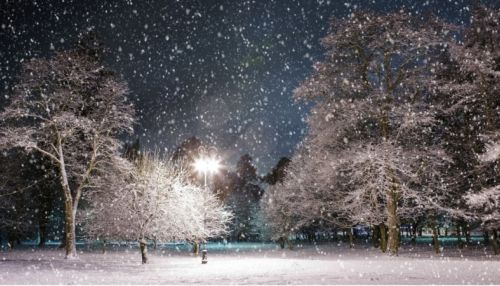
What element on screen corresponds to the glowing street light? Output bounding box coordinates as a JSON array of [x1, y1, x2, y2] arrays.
[[193, 156, 221, 187]]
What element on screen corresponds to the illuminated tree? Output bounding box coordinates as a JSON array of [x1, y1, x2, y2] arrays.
[[82, 153, 232, 264]]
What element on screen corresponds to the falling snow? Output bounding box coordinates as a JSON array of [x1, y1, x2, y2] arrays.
[[1, 0, 500, 285]]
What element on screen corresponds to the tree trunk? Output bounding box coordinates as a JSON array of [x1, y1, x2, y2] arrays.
[[457, 223, 464, 249], [398, 224, 402, 248], [387, 192, 399, 256], [491, 230, 499, 255], [348, 228, 354, 248], [307, 230, 315, 243], [59, 228, 66, 249], [464, 223, 471, 245], [372, 225, 380, 248], [102, 239, 107, 254], [286, 237, 294, 250], [483, 230, 489, 246], [38, 220, 48, 248], [411, 223, 417, 245], [379, 223, 387, 253], [7, 232, 18, 250], [278, 237, 285, 249], [63, 198, 77, 259], [139, 239, 148, 264], [37, 193, 53, 249], [432, 222, 440, 254], [193, 241, 199, 255], [58, 142, 77, 259]]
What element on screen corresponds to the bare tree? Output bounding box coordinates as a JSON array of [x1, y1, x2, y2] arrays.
[[0, 35, 134, 258]]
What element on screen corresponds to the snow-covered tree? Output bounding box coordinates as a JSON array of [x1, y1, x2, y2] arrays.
[[226, 154, 264, 241], [263, 157, 291, 185], [0, 33, 135, 258], [261, 182, 299, 247], [466, 137, 500, 254], [466, 185, 500, 254], [270, 11, 454, 255], [81, 153, 232, 263], [464, 137, 500, 254], [436, 5, 500, 245], [262, 148, 337, 247]]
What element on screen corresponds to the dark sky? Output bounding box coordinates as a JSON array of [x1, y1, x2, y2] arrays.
[[0, 0, 497, 174]]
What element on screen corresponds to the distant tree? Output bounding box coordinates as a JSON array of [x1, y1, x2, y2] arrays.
[[0, 33, 135, 258], [171, 136, 203, 162], [261, 162, 303, 248], [236, 154, 257, 182], [262, 148, 345, 248], [263, 157, 291, 185], [81, 153, 232, 263], [171, 136, 207, 189], [213, 169, 239, 202], [226, 154, 264, 241]]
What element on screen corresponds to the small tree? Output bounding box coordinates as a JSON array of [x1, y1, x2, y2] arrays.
[[261, 149, 336, 248], [227, 154, 263, 241], [82, 153, 232, 264], [261, 184, 298, 248]]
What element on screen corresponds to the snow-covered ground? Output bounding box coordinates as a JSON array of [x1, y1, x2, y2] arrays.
[[1, 242, 499, 284]]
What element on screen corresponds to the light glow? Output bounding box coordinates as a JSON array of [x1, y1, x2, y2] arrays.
[[193, 157, 221, 174]]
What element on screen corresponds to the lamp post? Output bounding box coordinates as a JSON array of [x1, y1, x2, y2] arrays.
[[194, 156, 220, 188], [193, 148, 221, 264]]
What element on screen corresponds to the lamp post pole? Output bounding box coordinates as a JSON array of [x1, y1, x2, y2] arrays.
[[204, 171, 207, 189], [193, 150, 221, 265], [202, 169, 209, 264]]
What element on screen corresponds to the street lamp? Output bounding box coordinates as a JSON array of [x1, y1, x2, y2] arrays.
[[192, 150, 221, 264], [193, 156, 221, 188]]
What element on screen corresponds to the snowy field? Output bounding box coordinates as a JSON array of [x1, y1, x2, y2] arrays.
[[1, 242, 499, 285]]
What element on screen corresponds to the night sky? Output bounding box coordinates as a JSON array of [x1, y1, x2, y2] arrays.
[[0, 0, 497, 174]]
